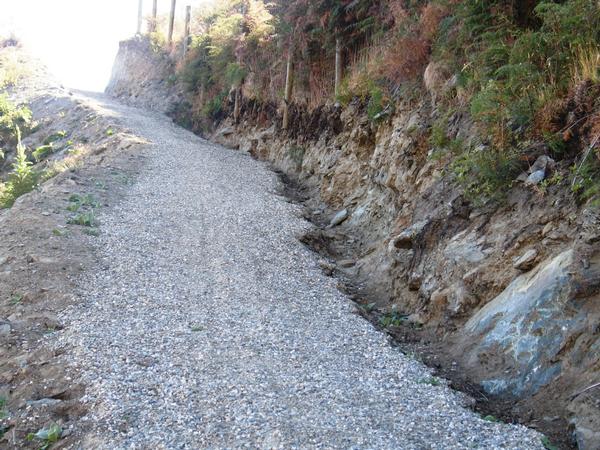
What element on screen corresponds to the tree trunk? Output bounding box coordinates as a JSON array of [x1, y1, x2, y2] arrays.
[[282, 45, 294, 130], [168, 0, 177, 47], [137, 0, 144, 35], [183, 5, 191, 57], [149, 0, 158, 33], [334, 36, 342, 99]]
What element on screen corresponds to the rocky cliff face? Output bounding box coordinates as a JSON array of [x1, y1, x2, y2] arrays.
[[108, 40, 600, 449], [105, 37, 182, 113]]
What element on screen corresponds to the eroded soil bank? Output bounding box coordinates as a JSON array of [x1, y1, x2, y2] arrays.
[[212, 101, 599, 450], [104, 38, 600, 449]]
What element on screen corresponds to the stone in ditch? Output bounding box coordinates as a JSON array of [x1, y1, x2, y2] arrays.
[[26, 398, 63, 408], [542, 222, 554, 237], [329, 209, 348, 227], [514, 249, 538, 271], [407, 313, 425, 326], [530, 155, 555, 173], [337, 259, 355, 268], [525, 170, 545, 185], [389, 220, 430, 251], [318, 260, 335, 276], [0, 321, 11, 336]]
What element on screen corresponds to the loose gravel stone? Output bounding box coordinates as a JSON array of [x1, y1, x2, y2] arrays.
[[58, 95, 543, 449], [329, 208, 349, 227]]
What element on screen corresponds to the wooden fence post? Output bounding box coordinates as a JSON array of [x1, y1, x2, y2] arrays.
[[334, 35, 343, 99], [233, 88, 241, 124], [168, 0, 176, 47], [137, 0, 144, 35], [183, 5, 191, 57], [199, 81, 205, 108], [282, 44, 294, 130]]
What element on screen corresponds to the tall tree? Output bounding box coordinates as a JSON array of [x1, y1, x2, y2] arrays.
[[168, 0, 177, 46]]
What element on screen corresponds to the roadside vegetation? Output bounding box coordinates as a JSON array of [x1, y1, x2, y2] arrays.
[[0, 38, 93, 209], [0, 93, 37, 208], [0, 37, 29, 89], [0, 93, 79, 209], [0, 35, 124, 447], [146, 0, 599, 205], [0, 37, 42, 208]]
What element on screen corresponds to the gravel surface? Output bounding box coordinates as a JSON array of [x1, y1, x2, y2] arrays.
[[58, 95, 543, 449]]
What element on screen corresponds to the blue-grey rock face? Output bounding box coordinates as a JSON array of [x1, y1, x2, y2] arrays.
[[465, 249, 586, 396]]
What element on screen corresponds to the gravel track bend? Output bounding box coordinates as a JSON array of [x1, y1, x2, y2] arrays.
[[59, 95, 543, 449]]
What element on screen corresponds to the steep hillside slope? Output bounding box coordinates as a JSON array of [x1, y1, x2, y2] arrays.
[[0, 42, 148, 448], [215, 95, 600, 450], [107, 31, 600, 449]]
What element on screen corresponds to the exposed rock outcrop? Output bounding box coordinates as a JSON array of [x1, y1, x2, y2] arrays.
[[105, 36, 183, 113], [106, 39, 600, 449], [464, 249, 594, 395], [213, 99, 600, 448]]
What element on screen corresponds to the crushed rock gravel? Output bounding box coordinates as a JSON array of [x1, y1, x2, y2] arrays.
[[57, 95, 543, 449]]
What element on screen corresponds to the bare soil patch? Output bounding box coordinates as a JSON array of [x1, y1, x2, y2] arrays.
[[0, 87, 147, 447]]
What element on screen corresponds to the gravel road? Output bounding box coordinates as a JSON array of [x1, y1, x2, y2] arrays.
[[59, 95, 543, 449]]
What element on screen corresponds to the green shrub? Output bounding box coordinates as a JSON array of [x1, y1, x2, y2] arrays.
[[0, 94, 31, 139], [0, 127, 38, 208], [32, 144, 54, 162], [202, 91, 228, 120], [67, 211, 96, 227], [66, 193, 100, 228], [428, 110, 465, 159], [379, 310, 408, 327], [26, 423, 62, 449], [148, 32, 166, 53], [451, 146, 521, 205], [469, 80, 513, 148], [367, 85, 385, 122], [43, 130, 67, 145], [224, 62, 247, 88], [436, 0, 600, 149], [68, 193, 99, 209], [0, 396, 6, 422], [429, 122, 449, 149], [427, 0, 600, 197], [179, 35, 211, 93], [543, 132, 567, 157], [336, 78, 354, 106], [570, 155, 600, 206], [337, 75, 388, 122]]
